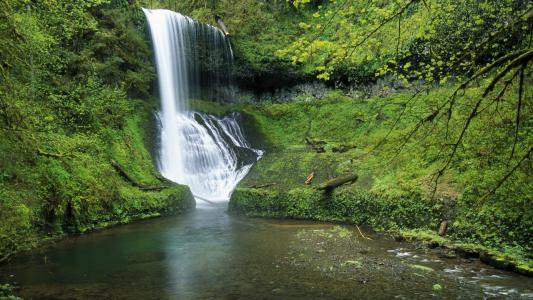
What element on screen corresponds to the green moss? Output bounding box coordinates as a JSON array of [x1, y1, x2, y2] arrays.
[[516, 264, 533, 276], [399, 229, 448, 246], [230, 186, 440, 231]]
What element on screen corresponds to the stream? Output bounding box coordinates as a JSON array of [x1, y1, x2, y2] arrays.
[[2, 203, 532, 299]]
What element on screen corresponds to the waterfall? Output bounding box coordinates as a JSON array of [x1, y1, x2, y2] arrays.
[[143, 8, 262, 203]]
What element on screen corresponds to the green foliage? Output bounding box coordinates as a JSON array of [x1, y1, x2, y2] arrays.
[[0, 0, 193, 262], [279, 0, 531, 84], [0, 0, 530, 277]]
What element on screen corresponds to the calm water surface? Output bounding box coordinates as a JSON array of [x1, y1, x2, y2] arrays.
[[2, 203, 532, 299]]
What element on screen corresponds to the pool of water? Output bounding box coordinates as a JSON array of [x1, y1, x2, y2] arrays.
[[2, 203, 532, 299]]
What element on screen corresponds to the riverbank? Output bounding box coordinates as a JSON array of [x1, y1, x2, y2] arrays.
[[191, 85, 532, 276], [230, 187, 532, 277]]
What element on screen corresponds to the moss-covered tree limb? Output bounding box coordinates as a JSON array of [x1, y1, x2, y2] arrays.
[[111, 160, 169, 191], [37, 148, 68, 158], [508, 64, 526, 163]]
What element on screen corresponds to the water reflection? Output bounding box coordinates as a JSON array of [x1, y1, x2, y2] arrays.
[[1, 206, 532, 299]]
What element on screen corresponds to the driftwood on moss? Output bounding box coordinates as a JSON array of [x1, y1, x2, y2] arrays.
[[316, 174, 358, 191], [332, 144, 356, 153], [111, 160, 168, 191]]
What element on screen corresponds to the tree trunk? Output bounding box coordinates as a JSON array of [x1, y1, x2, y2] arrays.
[[438, 220, 448, 236]]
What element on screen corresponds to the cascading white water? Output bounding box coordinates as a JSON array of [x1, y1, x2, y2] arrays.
[[143, 8, 262, 203]]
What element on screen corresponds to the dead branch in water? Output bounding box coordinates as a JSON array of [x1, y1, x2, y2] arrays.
[[356, 225, 372, 240]]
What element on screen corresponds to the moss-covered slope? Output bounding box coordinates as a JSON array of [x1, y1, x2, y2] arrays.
[[0, 0, 198, 262], [192, 84, 532, 274], [0, 99, 195, 262]]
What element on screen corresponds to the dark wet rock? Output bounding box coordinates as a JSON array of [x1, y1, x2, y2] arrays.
[[393, 235, 406, 242], [427, 241, 440, 249], [454, 248, 480, 259], [234, 82, 328, 104], [438, 251, 457, 259], [516, 266, 533, 277], [480, 252, 512, 270]]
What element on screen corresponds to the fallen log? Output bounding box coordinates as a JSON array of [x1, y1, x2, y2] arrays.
[[356, 225, 372, 240], [316, 174, 358, 191], [111, 160, 169, 191], [305, 137, 326, 146], [194, 195, 216, 204], [249, 183, 276, 189], [37, 148, 68, 158], [215, 15, 230, 36]]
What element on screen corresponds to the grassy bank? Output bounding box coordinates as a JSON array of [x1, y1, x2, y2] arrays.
[[192, 84, 532, 275]]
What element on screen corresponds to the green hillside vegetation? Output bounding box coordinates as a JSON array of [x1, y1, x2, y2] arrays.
[[180, 1, 532, 273], [0, 0, 531, 278], [191, 78, 532, 274], [0, 0, 194, 262]]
